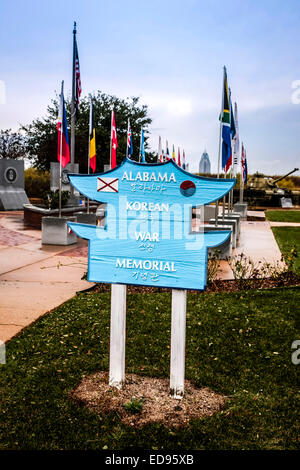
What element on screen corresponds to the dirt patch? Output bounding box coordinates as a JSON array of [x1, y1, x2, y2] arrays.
[[81, 275, 300, 296], [70, 372, 227, 428]]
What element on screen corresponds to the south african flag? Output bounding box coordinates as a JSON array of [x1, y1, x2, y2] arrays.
[[221, 67, 232, 173]]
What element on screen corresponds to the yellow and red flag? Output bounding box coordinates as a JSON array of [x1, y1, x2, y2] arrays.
[[89, 98, 96, 172]]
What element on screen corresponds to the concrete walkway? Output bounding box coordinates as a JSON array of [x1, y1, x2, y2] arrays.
[[269, 221, 300, 227], [208, 221, 284, 281], [0, 211, 289, 343], [0, 212, 90, 342], [234, 221, 283, 263], [192, 216, 286, 279]]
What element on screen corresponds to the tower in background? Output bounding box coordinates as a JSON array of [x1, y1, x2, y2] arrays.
[[199, 150, 211, 174]]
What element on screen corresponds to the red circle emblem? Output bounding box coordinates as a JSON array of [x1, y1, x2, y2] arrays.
[[180, 180, 196, 196]]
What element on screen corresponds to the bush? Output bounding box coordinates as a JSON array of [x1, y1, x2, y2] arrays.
[[41, 190, 70, 209], [123, 398, 144, 414], [207, 251, 221, 284], [25, 167, 50, 198], [228, 249, 299, 288]]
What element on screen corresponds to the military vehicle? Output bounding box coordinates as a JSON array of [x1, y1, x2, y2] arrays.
[[244, 168, 299, 207]]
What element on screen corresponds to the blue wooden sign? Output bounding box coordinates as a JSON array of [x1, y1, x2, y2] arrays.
[[68, 159, 235, 290]]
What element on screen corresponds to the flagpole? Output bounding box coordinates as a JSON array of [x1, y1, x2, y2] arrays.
[[222, 181, 226, 220], [139, 129, 142, 162], [59, 80, 64, 219], [229, 166, 233, 212], [240, 143, 244, 203], [126, 118, 129, 159], [232, 171, 235, 210], [109, 109, 113, 170], [158, 136, 161, 163], [87, 94, 91, 214], [240, 173, 244, 203], [215, 66, 226, 226], [228, 92, 235, 214], [229, 163, 234, 212], [232, 102, 238, 211], [70, 21, 76, 202]]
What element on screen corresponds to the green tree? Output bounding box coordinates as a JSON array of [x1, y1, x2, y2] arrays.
[[0, 128, 27, 160], [22, 92, 155, 172]]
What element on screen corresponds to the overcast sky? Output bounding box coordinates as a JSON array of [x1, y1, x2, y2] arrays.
[[1, 0, 300, 175]]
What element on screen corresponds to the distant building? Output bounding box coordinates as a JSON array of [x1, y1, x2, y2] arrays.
[[199, 150, 211, 174]]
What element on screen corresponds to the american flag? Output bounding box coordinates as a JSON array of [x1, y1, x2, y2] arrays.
[[74, 39, 81, 109]]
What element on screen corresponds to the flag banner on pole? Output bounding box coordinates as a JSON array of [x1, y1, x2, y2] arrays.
[[127, 120, 133, 158], [74, 37, 82, 112], [241, 142, 244, 167], [182, 149, 186, 170], [158, 136, 162, 162], [233, 102, 239, 168], [244, 154, 248, 184], [165, 140, 170, 160], [221, 67, 232, 173], [172, 144, 176, 161], [227, 88, 236, 174], [57, 90, 70, 168], [111, 111, 117, 169], [242, 145, 247, 183], [140, 129, 146, 162], [89, 99, 96, 172], [178, 147, 181, 167], [229, 89, 236, 140]]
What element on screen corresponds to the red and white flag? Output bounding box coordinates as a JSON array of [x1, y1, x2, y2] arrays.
[[158, 135, 163, 162], [111, 111, 118, 169], [57, 84, 70, 168], [178, 147, 181, 167]]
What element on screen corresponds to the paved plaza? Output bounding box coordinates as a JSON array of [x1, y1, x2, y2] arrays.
[[0, 210, 295, 342], [0, 212, 90, 342]]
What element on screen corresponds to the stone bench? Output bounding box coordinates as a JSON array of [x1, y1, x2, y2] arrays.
[[218, 213, 241, 238], [193, 205, 217, 223], [233, 202, 248, 219], [192, 224, 232, 259], [42, 216, 77, 245], [209, 218, 238, 248]]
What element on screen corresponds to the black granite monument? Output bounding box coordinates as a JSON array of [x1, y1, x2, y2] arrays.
[[0, 159, 29, 210]]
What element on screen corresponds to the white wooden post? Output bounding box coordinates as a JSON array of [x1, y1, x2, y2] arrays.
[[170, 289, 187, 399], [109, 283, 127, 389]]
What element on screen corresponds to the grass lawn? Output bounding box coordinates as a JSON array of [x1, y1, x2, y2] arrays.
[[0, 287, 299, 450], [266, 210, 300, 223], [272, 226, 300, 273]]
